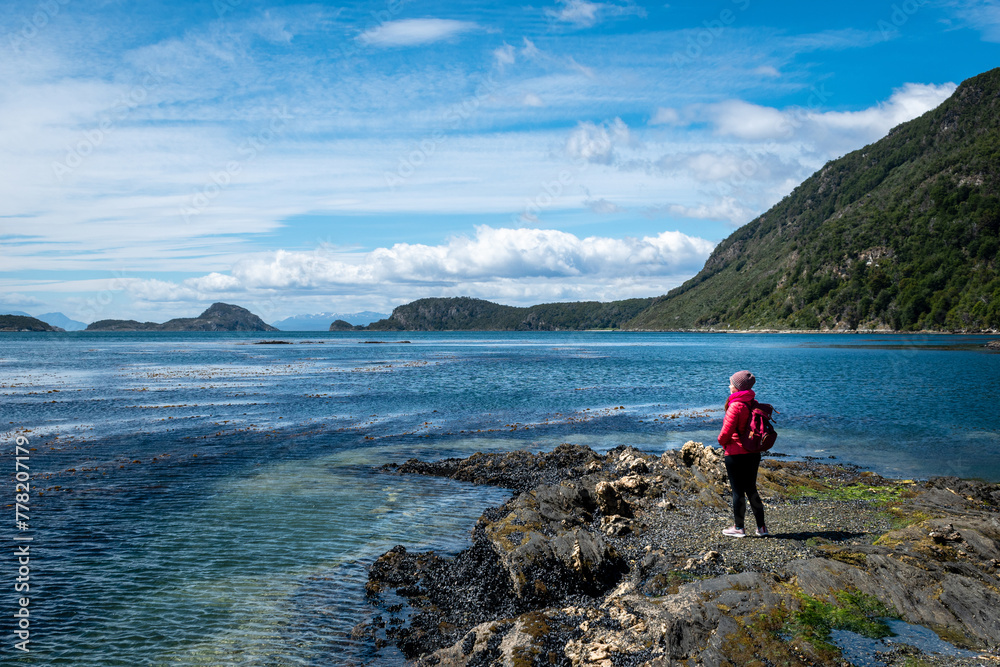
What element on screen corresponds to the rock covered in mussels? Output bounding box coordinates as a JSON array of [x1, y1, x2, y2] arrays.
[[384, 443, 604, 493], [482, 480, 625, 603]]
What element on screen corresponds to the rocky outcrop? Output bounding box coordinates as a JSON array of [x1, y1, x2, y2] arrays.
[[481, 480, 625, 604], [365, 442, 1000, 666]]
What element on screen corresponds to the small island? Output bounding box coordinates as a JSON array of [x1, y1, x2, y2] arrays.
[[0, 314, 62, 332], [85, 303, 278, 332]]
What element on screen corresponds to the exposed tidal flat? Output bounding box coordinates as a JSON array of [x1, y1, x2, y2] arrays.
[[0, 331, 998, 665]]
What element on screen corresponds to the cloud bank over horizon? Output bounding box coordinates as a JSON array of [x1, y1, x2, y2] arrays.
[[116, 226, 714, 317]]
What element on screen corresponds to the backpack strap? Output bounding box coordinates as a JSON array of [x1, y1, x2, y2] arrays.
[[737, 399, 755, 441]]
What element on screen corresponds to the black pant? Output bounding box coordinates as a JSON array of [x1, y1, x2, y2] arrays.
[[724, 453, 765, 530]]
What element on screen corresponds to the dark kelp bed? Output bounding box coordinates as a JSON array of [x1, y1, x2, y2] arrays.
[[358, 443, 1000, 666]]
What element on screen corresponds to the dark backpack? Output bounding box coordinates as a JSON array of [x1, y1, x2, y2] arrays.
[[742, 400, 778, 453]]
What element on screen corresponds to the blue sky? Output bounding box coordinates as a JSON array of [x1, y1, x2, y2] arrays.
[[1, 0, 997, 323]]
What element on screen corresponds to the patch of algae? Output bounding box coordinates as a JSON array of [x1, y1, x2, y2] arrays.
[[722, 587, 899, 666], [819, 546, 868, 568], [786, 479, 908, 503], [487, 510, 542, 550], [873, 519, 960, 563]]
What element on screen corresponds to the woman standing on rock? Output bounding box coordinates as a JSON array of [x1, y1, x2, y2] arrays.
[[718, 370, 768, 538]]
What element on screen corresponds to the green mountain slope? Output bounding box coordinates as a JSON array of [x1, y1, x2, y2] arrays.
[[626, 67, 1000, 331], [367, 297, 655, 330]]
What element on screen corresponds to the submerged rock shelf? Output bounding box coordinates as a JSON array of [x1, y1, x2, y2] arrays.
[[361, 443, 1000, 666]]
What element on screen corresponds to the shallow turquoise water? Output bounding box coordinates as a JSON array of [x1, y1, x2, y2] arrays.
[[832, 619, 980, 665], [1, 331, 997, 664]]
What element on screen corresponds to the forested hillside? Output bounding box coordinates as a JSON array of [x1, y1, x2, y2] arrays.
[[625, 68, 1000, 331], [366, 297, 655, 331]]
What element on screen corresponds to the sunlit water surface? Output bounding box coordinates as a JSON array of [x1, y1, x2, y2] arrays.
[[1, 331, 997, 665]]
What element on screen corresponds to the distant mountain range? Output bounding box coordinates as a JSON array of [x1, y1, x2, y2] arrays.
[[85, 303, 278, 332], [273, 311, 388, 331], [37, 312, 87, 331]]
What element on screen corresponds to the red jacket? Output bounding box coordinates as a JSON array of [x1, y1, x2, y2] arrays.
[[718, 389, 755, 455]]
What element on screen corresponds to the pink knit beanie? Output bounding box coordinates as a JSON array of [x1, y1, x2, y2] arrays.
[[730, 370, 755, 391]]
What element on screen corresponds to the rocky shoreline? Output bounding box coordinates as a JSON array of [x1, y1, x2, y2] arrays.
[[360, 443, 1000, 666]]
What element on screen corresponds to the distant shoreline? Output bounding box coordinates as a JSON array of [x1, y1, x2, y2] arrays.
[[5, 328, 999, 336]]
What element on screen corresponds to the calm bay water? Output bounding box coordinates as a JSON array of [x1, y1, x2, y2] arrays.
[[1, 331, 998, 665]]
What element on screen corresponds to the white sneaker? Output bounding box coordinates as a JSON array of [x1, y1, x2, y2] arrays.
[[722, 526, 746, 538], [756, 526, 769, 537]]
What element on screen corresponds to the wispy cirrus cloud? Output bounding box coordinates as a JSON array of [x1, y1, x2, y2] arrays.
[[546, 0, 646, 28], [565, 118, 630, 164], [357, 18, 481, 47], [0, 293, 43, 307], [946, 0, 1000, 42]]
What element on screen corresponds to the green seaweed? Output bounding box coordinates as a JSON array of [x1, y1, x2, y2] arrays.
[[788, 589, 899, 652], [788, 480, 905, 503], [724, 587, 901, 665]]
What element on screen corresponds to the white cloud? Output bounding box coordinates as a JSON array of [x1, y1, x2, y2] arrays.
[[565, 118, 630, 164], [0, 293, 44, 307], [585, 198, 624, 214], [786, 28, 890, 52], [667, 197, 756, 226], [494, 42, 516, 69], [520, 37, 543, 59], [753, 65, 781, 77], [249, 12, 295, 43], [550, 0, 603, 27], [709, 99, 792, 140], [635, 82, 955, 228], [515, 37, 595, 77], [523, 93, 544, 107], [657, 151, 745, 182], [566, 56, 596, 78], [124, 226, 715, 301], [945, 1, 1000, 42], [358, 19, 479, 47], [655, 149, 804, 188], [649, 107, 681, 125], [704, 82, 956, 149], [546, 0, 646, 28], [812, 82, 957, 136]]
